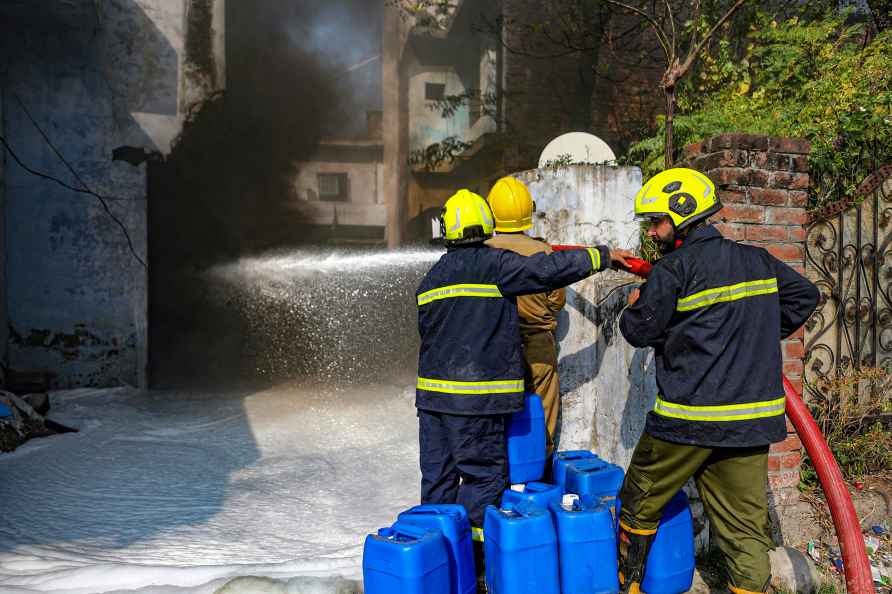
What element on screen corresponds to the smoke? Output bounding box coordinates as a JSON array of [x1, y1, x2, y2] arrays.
[[148, 0, 385, 387], [286, 1, 383, 138]]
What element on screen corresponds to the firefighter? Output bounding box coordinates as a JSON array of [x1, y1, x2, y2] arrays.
[[417, 189, 631, 577], [617, 168, 819, 594], [484, 176, 565, 459]]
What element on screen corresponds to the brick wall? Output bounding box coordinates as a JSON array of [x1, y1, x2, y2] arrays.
[[683, 133, 810, 525]]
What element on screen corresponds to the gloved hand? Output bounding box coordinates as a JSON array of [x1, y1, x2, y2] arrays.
[[610, 249, 635, 268]]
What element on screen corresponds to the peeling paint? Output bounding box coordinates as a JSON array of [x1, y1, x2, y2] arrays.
[[518, 164, 656, 468]]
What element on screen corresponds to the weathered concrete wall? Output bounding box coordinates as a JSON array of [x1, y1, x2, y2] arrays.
[[0, 84, 7, 382], [515, 165, 655, 469], [293, 152, 387, 228], [1, 0, 224, 388]]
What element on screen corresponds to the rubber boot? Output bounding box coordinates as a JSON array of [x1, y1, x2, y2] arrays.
[[473, 539, 487, 593], [618, 528, 654, 594]]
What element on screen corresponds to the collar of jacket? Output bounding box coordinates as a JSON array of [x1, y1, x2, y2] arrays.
[[446, 242, 486, 252], [680, 224, 721, 248]]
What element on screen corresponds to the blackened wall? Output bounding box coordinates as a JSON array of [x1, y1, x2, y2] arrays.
[[0, 0, 223, 388]]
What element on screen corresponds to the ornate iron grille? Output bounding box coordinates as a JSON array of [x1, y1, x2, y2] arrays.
[[804, 165, 892, 393]]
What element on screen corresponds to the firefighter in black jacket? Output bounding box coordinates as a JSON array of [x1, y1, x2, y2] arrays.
[[617, 168, 819, 594], [416, 189, 630, 555]]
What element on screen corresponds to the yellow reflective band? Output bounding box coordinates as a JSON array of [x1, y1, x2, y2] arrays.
[[417, 284, 502, 306], [653, 396, 786, 422], [587, 248, 601, 271], [676, 278, 778, 312], [472, 527, 484, 542], [417, 377, 525, 395], [619, 520, 657, 536]]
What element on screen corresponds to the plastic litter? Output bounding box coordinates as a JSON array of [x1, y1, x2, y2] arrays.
[[807, 542, 821, 563], [867, 536, 882, 556]]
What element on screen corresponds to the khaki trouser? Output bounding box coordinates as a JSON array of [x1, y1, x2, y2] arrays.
[[620, 433, 774, 593], [522, 330, 560, 457]]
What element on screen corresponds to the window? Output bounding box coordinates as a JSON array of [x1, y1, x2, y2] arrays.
[[425, 82, 446, 102], [318, 173, 348, 202]]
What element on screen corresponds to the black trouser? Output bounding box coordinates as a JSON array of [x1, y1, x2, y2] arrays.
[[418, 410, 508, 528]]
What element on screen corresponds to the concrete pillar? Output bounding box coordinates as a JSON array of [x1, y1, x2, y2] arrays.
[[181, 0, 226, 111], [383, 4, 408, 248], [211, 0, 226, 91]]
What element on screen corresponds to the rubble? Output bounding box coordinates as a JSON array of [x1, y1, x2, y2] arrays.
[[0, 390, 73, 452], [801, 520, 892, 592]]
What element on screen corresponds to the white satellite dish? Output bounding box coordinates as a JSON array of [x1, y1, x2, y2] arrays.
[[538, 132, 616, 168]]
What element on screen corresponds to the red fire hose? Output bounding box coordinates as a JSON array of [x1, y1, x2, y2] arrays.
[[783, 376, 874, 594], [553, 244, 875, 594]]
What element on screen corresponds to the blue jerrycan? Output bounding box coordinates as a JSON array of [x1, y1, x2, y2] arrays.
[[641, 490, 695, 594], [550, 494, 620, 594], [552, 450, 600, 490], [484, 501, 560, 594], [565, 458, 625, 520], [397, 504, 476, 594], [362, 521, 451, 594], [500, 481, 562, 511], [507, 394, 546, 484]]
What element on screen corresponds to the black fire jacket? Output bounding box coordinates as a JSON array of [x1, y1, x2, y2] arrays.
[[416, 243, 610, 415], [619, 225, 819, 447]]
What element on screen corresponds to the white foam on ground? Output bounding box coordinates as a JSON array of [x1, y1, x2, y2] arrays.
[[0, 384, 420, 593]]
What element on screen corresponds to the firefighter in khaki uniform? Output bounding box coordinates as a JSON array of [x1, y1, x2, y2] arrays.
[[617, 168, 819, 594], [485, 177, 565, 458]]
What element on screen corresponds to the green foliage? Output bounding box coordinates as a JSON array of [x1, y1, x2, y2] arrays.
[[408, 136, 473, 170], [626, 11, 892, 207], [800, 366, 892, 489]]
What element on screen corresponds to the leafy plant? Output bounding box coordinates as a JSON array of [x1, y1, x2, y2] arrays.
[[626, 10, 892, 208], [408, 136, 473, 171]]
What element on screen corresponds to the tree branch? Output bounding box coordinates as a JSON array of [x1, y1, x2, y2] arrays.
[[600, 0, 672, 63], [675, 0, 750, 84], [664, 0, 677, 54]]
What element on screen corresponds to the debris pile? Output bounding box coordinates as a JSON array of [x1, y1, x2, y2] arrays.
[[805, 522, 891, 592], [0, 390, 74, 452]]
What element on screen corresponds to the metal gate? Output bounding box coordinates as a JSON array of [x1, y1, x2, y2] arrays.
[[804, 164, 892, 393]]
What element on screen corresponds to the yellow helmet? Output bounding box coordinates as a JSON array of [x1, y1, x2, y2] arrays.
[[440, 189, 495, 245], [635, 167, 722, 231], [487, 177, 534, 232]]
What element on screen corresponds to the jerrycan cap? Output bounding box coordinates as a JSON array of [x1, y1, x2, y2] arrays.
[[510, 484, 526, 492], [561, 493, 580, 511]]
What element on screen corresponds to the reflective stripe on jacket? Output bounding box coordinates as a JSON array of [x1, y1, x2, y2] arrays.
[[416, 244, 609, 415], [619, 225, 819, 447]]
